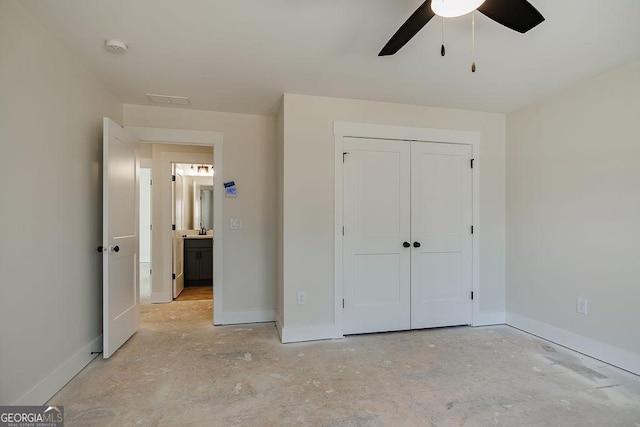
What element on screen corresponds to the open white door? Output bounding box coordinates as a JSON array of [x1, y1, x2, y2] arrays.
[[172, 166, 185, 298], [103, 118, 140, 358]]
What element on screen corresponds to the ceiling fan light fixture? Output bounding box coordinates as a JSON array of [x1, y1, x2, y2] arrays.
[[431, 0, 486, 18]]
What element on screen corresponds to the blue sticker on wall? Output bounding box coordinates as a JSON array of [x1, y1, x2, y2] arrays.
[[224, 181, 237, 197]]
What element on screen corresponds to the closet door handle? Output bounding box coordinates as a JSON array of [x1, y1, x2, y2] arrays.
[[402, 241, 410, 248], [413, 242, 421, 248]]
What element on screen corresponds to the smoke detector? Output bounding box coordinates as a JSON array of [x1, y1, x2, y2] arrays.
[[105, 39, 127, 54]]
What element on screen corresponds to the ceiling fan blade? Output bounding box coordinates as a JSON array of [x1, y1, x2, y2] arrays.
[[477, 0, 544, 33], [379, 0, 435, 56]]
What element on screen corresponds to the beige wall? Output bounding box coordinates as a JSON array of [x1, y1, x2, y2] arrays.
[[0, 0, 122, 404], [276, 100, 285, 324], [123, 105, 277, 316], [280, 94, 506, 332], [506, 60, 640, 373]]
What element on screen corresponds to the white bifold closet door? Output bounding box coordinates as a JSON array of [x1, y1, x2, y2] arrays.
[[342, 137, 472, 335]]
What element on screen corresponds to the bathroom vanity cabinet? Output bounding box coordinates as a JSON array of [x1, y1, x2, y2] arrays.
[[183, 237, 213, 286]]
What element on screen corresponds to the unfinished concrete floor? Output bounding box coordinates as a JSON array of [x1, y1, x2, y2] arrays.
[[49, 300, 640, 426]]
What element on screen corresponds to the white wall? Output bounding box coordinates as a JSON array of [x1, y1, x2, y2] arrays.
[[276, 99, 285, 327], [280, 94, 506, 337], [139, 168, 152, 263], [0, 0, 122, 404], [123, 105, 277, 318], [506, 59, 640, 373]]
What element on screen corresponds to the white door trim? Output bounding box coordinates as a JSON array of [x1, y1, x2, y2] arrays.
[[125, 126, 224, 326], [334, 122, 481, 338]]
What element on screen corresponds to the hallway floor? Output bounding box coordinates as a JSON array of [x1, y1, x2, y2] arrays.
[[49, 301, 640, 426]]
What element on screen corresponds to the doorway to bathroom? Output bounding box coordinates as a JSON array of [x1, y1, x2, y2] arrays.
[[171, 162, 214, 301], [126, 126, 224, 327], [138, 150, 215, 305]]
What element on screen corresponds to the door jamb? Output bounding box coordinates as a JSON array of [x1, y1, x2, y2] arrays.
[[333, 122, 480, 339], [125, 127, 224, 325]]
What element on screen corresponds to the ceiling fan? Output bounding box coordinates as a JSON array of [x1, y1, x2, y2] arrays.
[[379, 0, 545, 57]]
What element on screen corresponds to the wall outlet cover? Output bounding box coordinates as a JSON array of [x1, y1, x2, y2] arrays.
[[297, 291, 306, 305], [577, 298, 588, 315]]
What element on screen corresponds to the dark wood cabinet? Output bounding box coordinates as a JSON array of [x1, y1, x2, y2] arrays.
[[184, 238, 213, 286]]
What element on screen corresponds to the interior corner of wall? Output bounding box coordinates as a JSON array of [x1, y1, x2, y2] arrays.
[[275, 312, 284, 343], [506, 312, 640, 376]]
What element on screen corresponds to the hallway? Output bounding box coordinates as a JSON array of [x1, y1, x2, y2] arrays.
[[49, 301, 640, 426]]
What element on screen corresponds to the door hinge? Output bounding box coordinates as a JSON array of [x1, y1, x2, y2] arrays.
[[342, 299, 345, 309], [150, 269, 152, 274], [171, 175, 176, 182], [150, 224, 153, 231], [342, 226, 345, 236], [343, 152, 349, 163], [172, 273, 176, 280], [150, 179, 153, 185], [470, 158, 474, 169], [471, 225, 474, 234], [471, 291, 474, 300], [172, 224, 176, 230]]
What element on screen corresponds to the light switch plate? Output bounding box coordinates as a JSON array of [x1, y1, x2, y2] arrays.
[[230, 218, 242, 229]]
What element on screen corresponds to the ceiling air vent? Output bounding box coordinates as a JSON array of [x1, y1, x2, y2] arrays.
[[145, 94, 191, 106]]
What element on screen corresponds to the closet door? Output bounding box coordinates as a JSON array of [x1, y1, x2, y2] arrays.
[[343, 138, 411, 334], [410, 142, 473, 329]]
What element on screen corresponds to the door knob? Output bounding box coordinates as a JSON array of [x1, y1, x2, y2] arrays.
[[413, 242, 421, 248], [402, 241, 410, 248], [113, 245, 120, 253], [97, 245, 103, 253]]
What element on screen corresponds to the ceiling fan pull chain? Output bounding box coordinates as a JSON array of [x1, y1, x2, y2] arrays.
[[441, 17, 446, 56], [471, 12, 477, 72]]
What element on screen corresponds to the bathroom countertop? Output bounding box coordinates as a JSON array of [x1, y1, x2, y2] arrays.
[[183, 235, 213, 240]]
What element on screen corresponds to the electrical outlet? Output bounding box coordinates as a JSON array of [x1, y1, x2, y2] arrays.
[[230, 218, 242, 229], [297, 291, 306, 305], [576, 298, 588, 315]]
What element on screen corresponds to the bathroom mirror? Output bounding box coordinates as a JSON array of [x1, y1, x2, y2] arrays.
[[192, 179, 214, 231], [199, 186, 214, 230]]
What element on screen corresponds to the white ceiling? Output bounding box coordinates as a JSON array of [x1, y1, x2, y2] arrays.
[[19, 0, 640, 115]]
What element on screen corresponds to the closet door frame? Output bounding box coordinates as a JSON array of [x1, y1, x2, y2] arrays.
[[333, 122, 480, 339]]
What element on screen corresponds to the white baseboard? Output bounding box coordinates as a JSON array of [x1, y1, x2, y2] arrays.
[[473, 311, 506, 326], [151, 291, 170, 304], [280, 323, 335, 344], [506, 312, 640, 375], [13, 334, 102, 405], [216, 309, 276, 325]]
